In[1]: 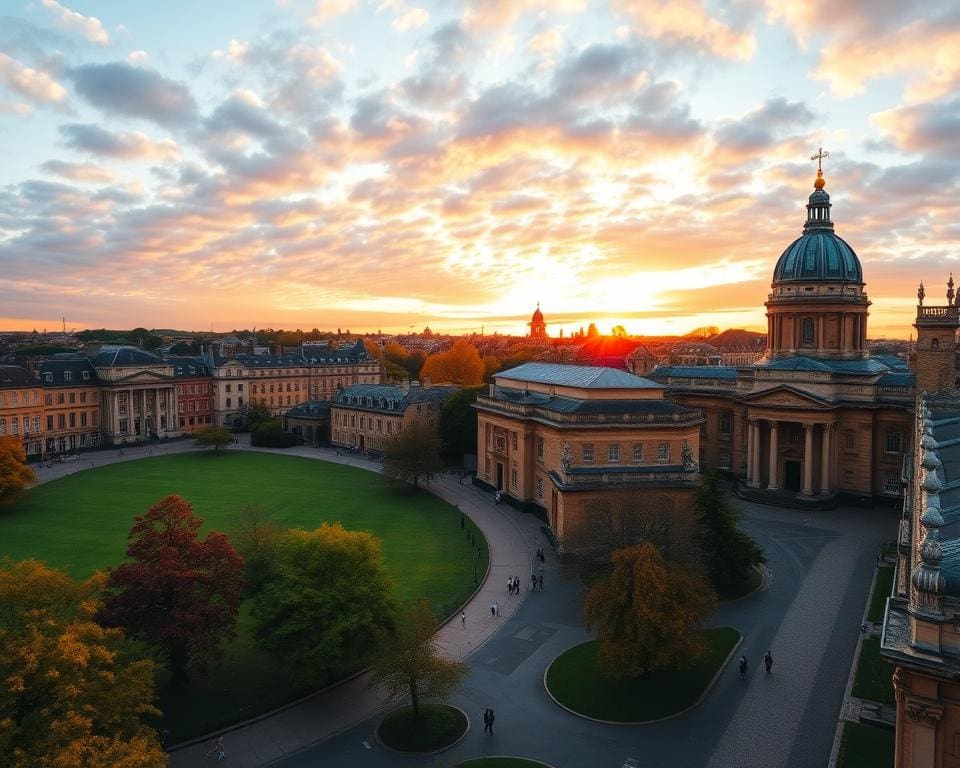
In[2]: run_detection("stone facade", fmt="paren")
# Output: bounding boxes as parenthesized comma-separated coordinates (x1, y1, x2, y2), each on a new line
(0, 365, 44, 457)
(169, 357, 213, 434)
(38, 357, 101, 454)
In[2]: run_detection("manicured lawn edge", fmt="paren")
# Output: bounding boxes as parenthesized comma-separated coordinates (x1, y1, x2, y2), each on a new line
(718, 565, 765, 603)
(374, 704, 469, 755)
(453, 758, 556, 767)
(868, 566, 895, 624)
(543, 628, 742, 724)
(836, 721, 894, 768)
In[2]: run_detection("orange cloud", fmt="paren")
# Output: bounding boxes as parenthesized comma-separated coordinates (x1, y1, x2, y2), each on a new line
(616, 0, 756, 60)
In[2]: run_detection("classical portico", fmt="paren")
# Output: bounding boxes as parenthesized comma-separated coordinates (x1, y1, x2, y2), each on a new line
(745, 415, 834, 496)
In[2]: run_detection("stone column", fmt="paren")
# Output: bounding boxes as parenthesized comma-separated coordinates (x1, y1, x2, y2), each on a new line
(751, 419, 762, 488)
(746, 420, 754, 483)
(803, 423, 814, 495)
(767, 421, 779, 490)
(112, 391, 120, 438)
(820, 424, 832, 494)
(154, 389, 161, 434)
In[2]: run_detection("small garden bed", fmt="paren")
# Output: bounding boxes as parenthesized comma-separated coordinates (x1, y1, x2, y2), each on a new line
(545, 627, 740, 722)
(377, 703, 467, 753)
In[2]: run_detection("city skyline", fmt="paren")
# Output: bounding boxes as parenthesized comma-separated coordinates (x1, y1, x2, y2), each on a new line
(0, 1, 957, 337)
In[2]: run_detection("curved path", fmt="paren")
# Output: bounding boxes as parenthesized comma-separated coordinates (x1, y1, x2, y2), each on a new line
(31, 442, 897, 767)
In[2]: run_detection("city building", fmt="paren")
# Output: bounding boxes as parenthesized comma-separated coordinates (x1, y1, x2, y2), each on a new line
(0, 365, 43, 458)
(169, 356, 213, 433)
(330, 382, 457, 454)
(528, 303, 548, 342)
(303, 340, 382, 400)
(284, 401, 331, 446)
(649, 169, 915, 502)
(38, 357, 101, 454)
(473, 362, 702, 543)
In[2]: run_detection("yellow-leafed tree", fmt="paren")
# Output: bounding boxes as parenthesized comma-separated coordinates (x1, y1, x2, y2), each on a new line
(584, 542, 716, 679)
(0, 559, 166, 768)
(0, 436, 35, 503)
(420, 340, 483, 386)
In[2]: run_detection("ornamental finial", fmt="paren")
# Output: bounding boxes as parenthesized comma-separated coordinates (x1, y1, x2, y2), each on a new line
(811, 146, 829, 189)
(918, 281, 925, 306)
(948, 274, 955, 306)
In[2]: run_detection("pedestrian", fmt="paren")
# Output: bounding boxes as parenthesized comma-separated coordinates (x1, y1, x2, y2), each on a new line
(538, 574, 543, 591)
(764, 650, 773, 674)
(460, 514, 465, 528)
(531, 573, 537, 591)
(495, 601, 499, 616)
(461, 611, 466, 627)
(490, 603, 496, 618)
(483, 707, 495, 735)
(514, 575, 520, 594)
(738, 655, 748, 678)
(507, 577, 513, 594)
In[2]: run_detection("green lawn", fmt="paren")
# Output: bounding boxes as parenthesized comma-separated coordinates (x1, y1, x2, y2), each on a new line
(545, 627, 740, 722)
(852, 638, 895, 705)
(0, 451, 487, 741)
(454, 759, 553, 767)
(717, 567, 763, 602)
(377, 703, 467, 753)
(868, 566, 895, 624)
(837, 722, 894, 768)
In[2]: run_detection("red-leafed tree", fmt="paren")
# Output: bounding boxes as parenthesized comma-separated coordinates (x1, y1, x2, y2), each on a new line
(100, 494, 245, 683)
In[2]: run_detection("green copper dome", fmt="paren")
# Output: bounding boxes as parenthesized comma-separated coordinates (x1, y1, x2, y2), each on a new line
(772, 173, 863, 285)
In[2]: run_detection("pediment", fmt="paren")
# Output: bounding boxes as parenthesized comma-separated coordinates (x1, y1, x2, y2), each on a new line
(109, 370, 174, 384)
(742, 385, 831, 409)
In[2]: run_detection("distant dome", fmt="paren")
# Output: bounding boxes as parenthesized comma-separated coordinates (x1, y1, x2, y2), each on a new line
(771, 171, 863, 285)
(531, 305, 544, 323)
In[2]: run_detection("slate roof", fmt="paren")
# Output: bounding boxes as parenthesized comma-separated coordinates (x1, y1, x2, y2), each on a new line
(38, 356, 98, 387)
(495, 362, 662, 389)
(648, 365, 738, 380)
(918, 399, 960, 591)
(335, 384, 458, 412)
(166, 356, 210, 378)
(90, 345, 166, 367)
(286, 401, 332, 419)
(752, 356, 896, 375)
(0, 365, 37, 388)
(492, 386, 695, 416)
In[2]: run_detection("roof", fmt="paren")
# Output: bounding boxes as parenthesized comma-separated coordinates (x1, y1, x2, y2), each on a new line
(166, 356, 210, 378)
(752, 356, 896, 375)
(335, 383, 458, 412)
(286, 401, 332, 418)
(492, 386, 695, 416)
(649, 365, 738, 381)
(38, 357, 98, 386)
(90, 345, 166, 367)
(495, 362, 662, 389)
(0, 365, 37, 388)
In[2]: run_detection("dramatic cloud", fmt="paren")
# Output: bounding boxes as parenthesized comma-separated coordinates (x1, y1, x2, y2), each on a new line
(40, 0, 109, 45)
(714, 98, 815, 153)
(0, 52, 67, 106)
(60, 123, 180, 161)
(40, 159, 115, 183)
(616, 0, 756, 60)
(308, 0, 358, 26)
(69, 62, 198, 126)
(871, 98, 960, 157)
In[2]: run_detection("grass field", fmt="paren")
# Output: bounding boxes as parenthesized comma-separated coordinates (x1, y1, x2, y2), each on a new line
(852, 637, 895, 705)
(0, 451, 488, 740)
(836, 722, 894, 768)
(868, 566, 895, 624)
(545, 628, 740, 722)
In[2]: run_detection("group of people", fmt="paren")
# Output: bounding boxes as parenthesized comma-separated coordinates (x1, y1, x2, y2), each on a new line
(507, 575, 522, 594)
(738, 650, 774, 677)
(535, 547, 545, 563)
(530, 573, 544, 591)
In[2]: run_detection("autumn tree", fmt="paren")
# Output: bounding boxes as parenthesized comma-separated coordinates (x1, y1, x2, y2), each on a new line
(230, 504, 284, 594)
(482, 354, 500, 382)
(438, 386, 485, 462)
(193, 425, 233, 452)
(370, 597, 468, 719)
(382, 420, 442, 489)
(0, 436, 35, 503)
(584, 542, 716, 679)
(100, 494, 245, 683)
(0, 559, 166, 768)
(694, 468, 765, 597)
(420, 339, 483, 385)
(252, 524, 397, 682)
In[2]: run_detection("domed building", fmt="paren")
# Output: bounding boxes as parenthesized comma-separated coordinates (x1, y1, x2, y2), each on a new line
(528, 303, 548, 341)
(649, 167, 918, 504)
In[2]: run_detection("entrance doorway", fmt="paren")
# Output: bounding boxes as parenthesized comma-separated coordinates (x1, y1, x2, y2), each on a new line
(784, 460, 801, 491)
(496, 462, 504, 490)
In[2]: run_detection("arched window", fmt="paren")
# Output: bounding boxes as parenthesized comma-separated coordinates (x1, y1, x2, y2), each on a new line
(802, 317, 815, 345)
(932, 338, 940, 349)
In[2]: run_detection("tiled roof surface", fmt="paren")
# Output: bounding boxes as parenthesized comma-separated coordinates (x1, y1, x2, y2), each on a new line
(90, 345, 166, 367)
(0, 365, 37, 387)
(335, 384, 458, 412)
(495, 362, 662, 389)
(38, 357, 98, 386)
(648, 365, 738, 380)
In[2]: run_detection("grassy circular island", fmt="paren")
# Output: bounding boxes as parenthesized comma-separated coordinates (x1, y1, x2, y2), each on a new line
(377, 704, 468, 754)
(545, 627, 740, 723)
(0, 450, 488, 740)
(453, 759, 555, 767)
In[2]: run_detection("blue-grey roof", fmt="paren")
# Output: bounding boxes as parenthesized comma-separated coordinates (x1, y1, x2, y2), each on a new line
(38, 357, 98, 386)
(286, 401, 331, 418)
(0, 365, 37, 388)
(91, 345, 166, 367)
(335, 383, 458, 412)
(872, 355, 909, 370)
(753, 356, 895, 375)
(496, 362, 662, 389)
(773, 230, 862, 284)
(648, 365, 738, 380)
(166, 356, 210, 378)
(493, 386, 695, 416)
(878, 371, 916, 388)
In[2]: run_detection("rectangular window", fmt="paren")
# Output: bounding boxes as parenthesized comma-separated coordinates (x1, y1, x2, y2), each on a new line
(608, 444, 620, 463)
(511, 467, 518, 489)
(82, 370, 90, 380)
(657, 442, 670, 463)
(0, 418, 5, 436)
(536, 436, 544, 460)
(119, 418, 128, 433)
(719, 414, 731, 436)
(80, 413, 87, 427)
(844, 431, 856, 450)
(45, 393, 52, 406)
(33, 417, 40, 433)
(80, 392, 86, 403)
(495, 434, 506, 452)
(720, 453, 731, 470)
(69, 392, 75, 404)
(536, 478, 543, 498)
(69, 413, 76, 428)
(44, 372, 53, 383)
(225, 384, 232, 393)
(884, 471, 901, 494)
(46, 415, 53, 431)
(57, 392, 64, 404)
(226, 398, 232, 408)
(238, 384, 243, 392)
(632, 444, 643, 463)
(64, 371, 72, 382)
(582, 443, 594, 464)
(57, 414, 65, 429)
(885, 430, 902, 454)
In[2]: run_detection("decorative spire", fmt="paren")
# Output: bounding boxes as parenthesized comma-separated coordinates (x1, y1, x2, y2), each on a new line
(918, 281, 925, 306)
(912, 407, 946, 618)
(803, 147, 833, 233)
(948, 274, 955, 306)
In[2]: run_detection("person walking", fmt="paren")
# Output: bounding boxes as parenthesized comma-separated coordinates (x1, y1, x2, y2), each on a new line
(531, 573, 537, 592)
(461, 611, 466, 627)
(490, 603, 496, 618)
(483, 708, 495, 735)
(738, 655, 748, 678)
(538, 573, 544, 591)
(764, 650, 773, 675)
(494, 601, 499, 616)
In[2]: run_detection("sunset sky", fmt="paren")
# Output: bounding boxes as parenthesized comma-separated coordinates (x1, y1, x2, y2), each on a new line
(0, 1, 957, 338)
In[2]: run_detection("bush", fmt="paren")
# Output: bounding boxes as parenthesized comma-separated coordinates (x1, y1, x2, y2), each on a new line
(251, 421, 298, 447)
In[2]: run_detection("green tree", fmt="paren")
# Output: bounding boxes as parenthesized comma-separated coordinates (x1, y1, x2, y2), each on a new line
(694, 468, 765, 596)
(193, 425, 234, 452)
(100, 495, 245, 682)
(252, 524, 397, 682)
(438, 386, 485, 462)
(245, 400, 273, 430)
(584, 542, 716, 678)
(0, 559, 165, 768)
(370, 598, 468, 719)
(230, 504, 285, 594)
(382, 420, 442, 489)
(0, 436, 35, 503)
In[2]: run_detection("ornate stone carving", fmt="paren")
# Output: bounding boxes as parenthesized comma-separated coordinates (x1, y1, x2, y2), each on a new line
(905, 696, 944, 727)
(560, 441, 572, 472)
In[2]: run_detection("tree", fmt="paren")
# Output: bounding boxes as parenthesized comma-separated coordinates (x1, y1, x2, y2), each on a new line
(370, 598, 467, 719)
(245, 400, 273, 430)
(382, 420, 442, 489)
(611, 324, 629, 338)
(230, 504, 284, 594)
(482, 354, 500, 382)
(193, 425, 233, 452)
(0, 436, 35, 503)
(584, 542, 716, 679)
(252, 524, 397, 682)
(0, 559, 165, 768)
(420, 339, 483, 385)
(100, 495, 245, 683)
(438, 386, 485, 462)
(694, 468, 765, 595)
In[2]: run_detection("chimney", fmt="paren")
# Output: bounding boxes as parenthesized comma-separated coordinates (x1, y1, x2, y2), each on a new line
(422, 377, 431, 388)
